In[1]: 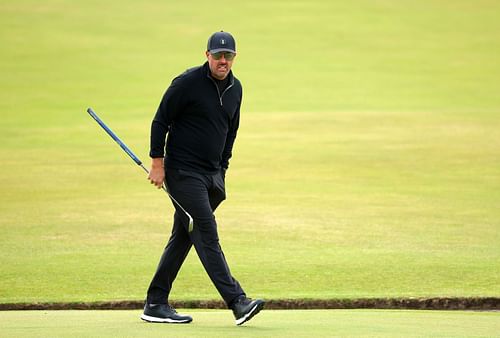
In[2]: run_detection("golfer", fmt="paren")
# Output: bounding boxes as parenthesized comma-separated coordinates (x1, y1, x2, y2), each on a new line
(141, 31, 264, 326)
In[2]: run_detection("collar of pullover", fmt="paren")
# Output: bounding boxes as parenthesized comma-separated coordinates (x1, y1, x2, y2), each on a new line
(203, 61, 234, 89)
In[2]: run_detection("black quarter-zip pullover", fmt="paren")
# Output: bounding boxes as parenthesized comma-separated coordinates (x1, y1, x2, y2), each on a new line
(150, 62, 242, 173)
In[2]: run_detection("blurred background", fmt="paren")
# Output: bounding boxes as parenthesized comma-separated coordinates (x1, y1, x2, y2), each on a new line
(1, 0, 499, 303)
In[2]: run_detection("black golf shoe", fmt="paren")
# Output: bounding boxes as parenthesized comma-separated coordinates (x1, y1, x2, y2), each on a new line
(140, 303, 193, 323)
(231, 297, 265, 325)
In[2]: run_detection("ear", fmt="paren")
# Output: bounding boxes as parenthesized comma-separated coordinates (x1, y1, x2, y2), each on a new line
(205, 51, 210, 59)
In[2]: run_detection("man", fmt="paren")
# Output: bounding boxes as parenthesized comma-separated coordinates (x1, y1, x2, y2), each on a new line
(141, 31, 265, 326)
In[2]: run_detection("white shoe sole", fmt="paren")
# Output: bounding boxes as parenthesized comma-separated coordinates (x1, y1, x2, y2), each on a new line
(235, 301, 264, 326)
(140, 313, 191, 323)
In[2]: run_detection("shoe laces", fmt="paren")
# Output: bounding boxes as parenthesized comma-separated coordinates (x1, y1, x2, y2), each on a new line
(150, 303, 178, 313)
(236, 297, 252, 305)
(166, 304, 178, 313)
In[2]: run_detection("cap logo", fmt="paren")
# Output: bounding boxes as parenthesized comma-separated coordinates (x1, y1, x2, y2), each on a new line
(221, 39, 225, 45)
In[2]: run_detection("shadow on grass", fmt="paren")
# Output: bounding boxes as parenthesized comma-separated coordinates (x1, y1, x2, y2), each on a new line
(1, 297, 499, 311)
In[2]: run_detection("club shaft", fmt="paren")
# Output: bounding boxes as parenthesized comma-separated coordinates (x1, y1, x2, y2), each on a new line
(139, 164, 194, 227)
(87, 107, 194, 231)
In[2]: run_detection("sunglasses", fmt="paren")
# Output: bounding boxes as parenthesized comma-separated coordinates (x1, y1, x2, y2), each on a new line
(211, 51, 236, 61)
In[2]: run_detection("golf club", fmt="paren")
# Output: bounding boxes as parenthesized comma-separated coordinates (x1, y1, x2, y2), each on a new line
(86, 107, 194, 232)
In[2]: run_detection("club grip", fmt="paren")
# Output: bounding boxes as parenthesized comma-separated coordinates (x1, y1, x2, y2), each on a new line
(87, 107, 143, 166)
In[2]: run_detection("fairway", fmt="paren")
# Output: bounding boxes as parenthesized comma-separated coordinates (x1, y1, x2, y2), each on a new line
(1, 0, 499, 311)
(1, 310, 499, 338)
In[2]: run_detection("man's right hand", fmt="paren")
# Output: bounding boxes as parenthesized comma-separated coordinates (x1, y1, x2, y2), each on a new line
(148, 158, 165, 189)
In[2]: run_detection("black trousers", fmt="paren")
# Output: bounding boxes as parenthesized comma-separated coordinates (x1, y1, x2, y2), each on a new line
(145, 168, 245, 307)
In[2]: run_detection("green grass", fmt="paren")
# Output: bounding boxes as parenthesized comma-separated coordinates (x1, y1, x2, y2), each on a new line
(1, 0, 499, 304)
(1, 310, 500, 338)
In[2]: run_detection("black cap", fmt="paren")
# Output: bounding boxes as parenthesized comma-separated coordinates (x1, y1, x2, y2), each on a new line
(207, 31, 236, 53)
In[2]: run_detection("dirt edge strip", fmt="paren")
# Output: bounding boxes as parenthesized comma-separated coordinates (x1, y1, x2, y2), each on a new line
(1, 298, 499, 311)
